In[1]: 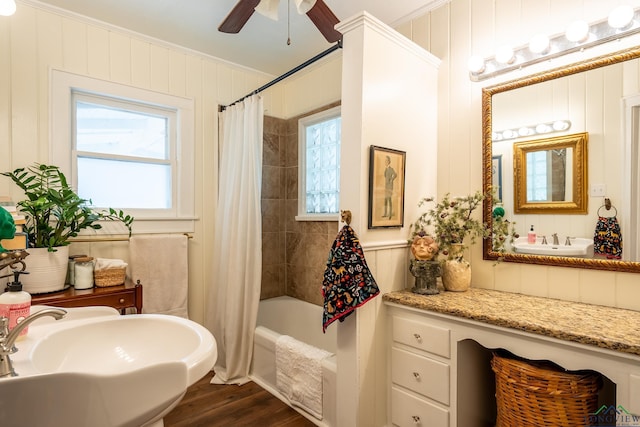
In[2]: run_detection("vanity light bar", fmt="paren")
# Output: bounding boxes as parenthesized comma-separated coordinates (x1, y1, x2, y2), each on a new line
(492, 120, 571, 142)
(469, 6, 640, 81)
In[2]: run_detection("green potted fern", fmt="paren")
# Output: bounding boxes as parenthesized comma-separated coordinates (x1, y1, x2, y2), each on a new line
(2, 163, 133, 293)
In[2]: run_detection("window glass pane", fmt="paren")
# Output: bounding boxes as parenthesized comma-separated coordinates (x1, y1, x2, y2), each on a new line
(303, 116, 341, 214)
(527, 151, 548, 201)
(78, 157, 171, 209)
(76, 101, 168, 160)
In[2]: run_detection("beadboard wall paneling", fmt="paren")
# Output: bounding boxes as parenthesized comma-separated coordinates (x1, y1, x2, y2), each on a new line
(0, 3, 299, 324)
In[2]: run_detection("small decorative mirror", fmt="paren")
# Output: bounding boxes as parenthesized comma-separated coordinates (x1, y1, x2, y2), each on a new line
(513, 132, 588, 214)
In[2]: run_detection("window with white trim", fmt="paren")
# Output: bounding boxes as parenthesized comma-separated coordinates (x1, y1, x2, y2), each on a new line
(51, 70, 195, 233)
(296, 106, 341, 221)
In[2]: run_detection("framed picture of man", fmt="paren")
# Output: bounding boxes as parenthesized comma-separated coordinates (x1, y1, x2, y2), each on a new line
(368, 146, 406, 229)
(492, 154, 502, 202)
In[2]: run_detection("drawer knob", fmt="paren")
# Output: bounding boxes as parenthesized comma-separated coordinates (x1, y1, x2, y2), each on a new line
(413, 333, 422, 342)
(119, 298, 125, 304)
(412, 371, 421, 381)
(412, 415, 421, 424)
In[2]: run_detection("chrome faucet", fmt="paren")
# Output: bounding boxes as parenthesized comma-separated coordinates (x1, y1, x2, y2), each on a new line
(552, 233, 559, 245)
(541, 236, 548, 245)
(565, 236, 573, 246)
(0, 308, 66, 378)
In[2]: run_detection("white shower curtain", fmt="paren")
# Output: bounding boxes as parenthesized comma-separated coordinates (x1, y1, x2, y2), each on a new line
(206, 95, 263, 385)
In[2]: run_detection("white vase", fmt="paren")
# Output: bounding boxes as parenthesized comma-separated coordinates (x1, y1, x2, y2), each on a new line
(20, 246, 69, 294)
(441, 244, 471, 292)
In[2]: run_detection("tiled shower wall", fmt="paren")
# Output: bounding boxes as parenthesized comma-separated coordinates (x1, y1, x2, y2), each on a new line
(261, 102, 340, 306)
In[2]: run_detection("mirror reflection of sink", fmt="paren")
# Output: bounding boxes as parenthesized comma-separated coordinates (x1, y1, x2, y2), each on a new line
(1, 306, 217, 427)
(513, 236, 593, 257)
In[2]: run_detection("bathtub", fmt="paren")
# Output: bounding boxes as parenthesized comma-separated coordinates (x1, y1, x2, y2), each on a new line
(249, 296, 337, 427)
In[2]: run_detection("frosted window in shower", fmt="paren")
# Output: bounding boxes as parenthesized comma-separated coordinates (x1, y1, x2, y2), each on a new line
(297, 106, 341, 220)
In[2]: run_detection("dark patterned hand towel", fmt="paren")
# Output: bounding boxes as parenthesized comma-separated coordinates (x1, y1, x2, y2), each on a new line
(594, 215, 622, 259)
(322, 225, 380, 333)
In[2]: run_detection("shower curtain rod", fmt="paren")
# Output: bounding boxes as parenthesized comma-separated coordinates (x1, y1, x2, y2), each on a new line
(219, 40, 342, 111)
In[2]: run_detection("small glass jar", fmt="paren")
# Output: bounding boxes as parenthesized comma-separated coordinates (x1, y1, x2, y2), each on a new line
(67, 254, 87, 286)
(74, 256, 94, 290)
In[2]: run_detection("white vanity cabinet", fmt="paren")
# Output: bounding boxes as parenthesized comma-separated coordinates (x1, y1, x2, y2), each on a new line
(389, 312, 452, 426)
(385, 292, 640, 427)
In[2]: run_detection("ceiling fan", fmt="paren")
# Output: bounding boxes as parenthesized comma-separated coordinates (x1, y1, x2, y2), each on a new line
(218, 0, 341, 43)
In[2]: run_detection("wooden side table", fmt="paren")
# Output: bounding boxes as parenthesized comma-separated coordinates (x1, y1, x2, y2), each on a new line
(31, 280, 143, 314)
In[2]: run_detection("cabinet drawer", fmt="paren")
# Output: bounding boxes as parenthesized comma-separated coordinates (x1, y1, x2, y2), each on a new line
(391, 386, 449, 427)
(392, 347, 450, 405)
(393, 316, 450, 358)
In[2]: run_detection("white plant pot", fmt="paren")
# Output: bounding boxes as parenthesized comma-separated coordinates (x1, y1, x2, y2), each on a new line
(441, 244, 471, 292)
(441, 258, 471, 292)
(20, 246, 69, 294)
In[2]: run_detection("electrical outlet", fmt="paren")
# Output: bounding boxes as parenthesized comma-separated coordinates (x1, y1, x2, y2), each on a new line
(590, 183, 606, 197)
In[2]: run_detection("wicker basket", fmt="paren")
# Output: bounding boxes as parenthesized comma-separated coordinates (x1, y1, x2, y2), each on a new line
(491, 352, 602, 427)
(94, 267, 126, 287)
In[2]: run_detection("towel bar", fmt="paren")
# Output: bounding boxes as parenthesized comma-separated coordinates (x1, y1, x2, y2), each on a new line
(69, 233, 193, 243)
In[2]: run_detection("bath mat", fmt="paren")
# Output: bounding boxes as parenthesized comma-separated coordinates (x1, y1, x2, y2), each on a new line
(275, 334, 331, 419)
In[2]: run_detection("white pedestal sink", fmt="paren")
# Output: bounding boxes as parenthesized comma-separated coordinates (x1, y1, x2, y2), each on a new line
(512, 236, 594, 257)
(0, 305, 217, 427)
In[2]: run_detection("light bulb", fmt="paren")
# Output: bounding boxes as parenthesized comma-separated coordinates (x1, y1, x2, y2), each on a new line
(502, 129, 518, 140)
(608, 5, 635, 29)
(535, 124, 552, 134)
(552, 120, 570, 131)
(468, 55, 486, 73)
(518, 127, 534, 137)
(0, 0, 16, 16)
(529, 34, 550, 54)
(566, 20, 590, 43)
(495, 45, 515, 64)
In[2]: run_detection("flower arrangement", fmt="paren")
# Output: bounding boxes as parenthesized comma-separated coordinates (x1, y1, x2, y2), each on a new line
(409, 191, 489, 260)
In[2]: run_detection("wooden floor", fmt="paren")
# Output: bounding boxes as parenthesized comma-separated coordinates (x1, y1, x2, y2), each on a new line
(164, 371, 316, 427)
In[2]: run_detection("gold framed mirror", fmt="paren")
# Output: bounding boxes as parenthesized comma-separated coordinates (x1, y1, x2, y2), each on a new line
(513, 132, 588, 214)
(482, 45, 640, 273)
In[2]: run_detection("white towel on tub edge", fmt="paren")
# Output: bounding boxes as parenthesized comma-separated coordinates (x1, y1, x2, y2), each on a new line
(129, 234, 189, 318)
(275, 334, 332, 419)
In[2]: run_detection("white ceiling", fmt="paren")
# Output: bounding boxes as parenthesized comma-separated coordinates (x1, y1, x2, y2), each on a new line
(28, 0, 446, 75)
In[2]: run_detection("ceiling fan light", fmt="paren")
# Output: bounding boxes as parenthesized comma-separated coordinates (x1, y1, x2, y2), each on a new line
(255, 0, 279, 21)
(295, 0, 317, 15)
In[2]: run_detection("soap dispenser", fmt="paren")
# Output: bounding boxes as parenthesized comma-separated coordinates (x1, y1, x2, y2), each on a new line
(0, 270, 31, 339)
(528, 225, 537, 244)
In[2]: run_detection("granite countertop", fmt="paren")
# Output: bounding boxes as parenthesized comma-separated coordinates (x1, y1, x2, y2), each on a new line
(383, 288, 640, 357)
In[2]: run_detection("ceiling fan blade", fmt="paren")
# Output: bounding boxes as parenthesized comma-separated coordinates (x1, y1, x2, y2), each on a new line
(218, 0, 262, 33)
(306, 0, 341, 43)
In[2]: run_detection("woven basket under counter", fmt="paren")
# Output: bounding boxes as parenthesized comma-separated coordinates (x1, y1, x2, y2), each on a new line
(93, 267, 126, 287)
(491, 351, 602, 427)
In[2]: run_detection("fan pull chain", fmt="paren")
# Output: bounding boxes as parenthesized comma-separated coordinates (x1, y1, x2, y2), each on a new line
(287, 0, 291, 45)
